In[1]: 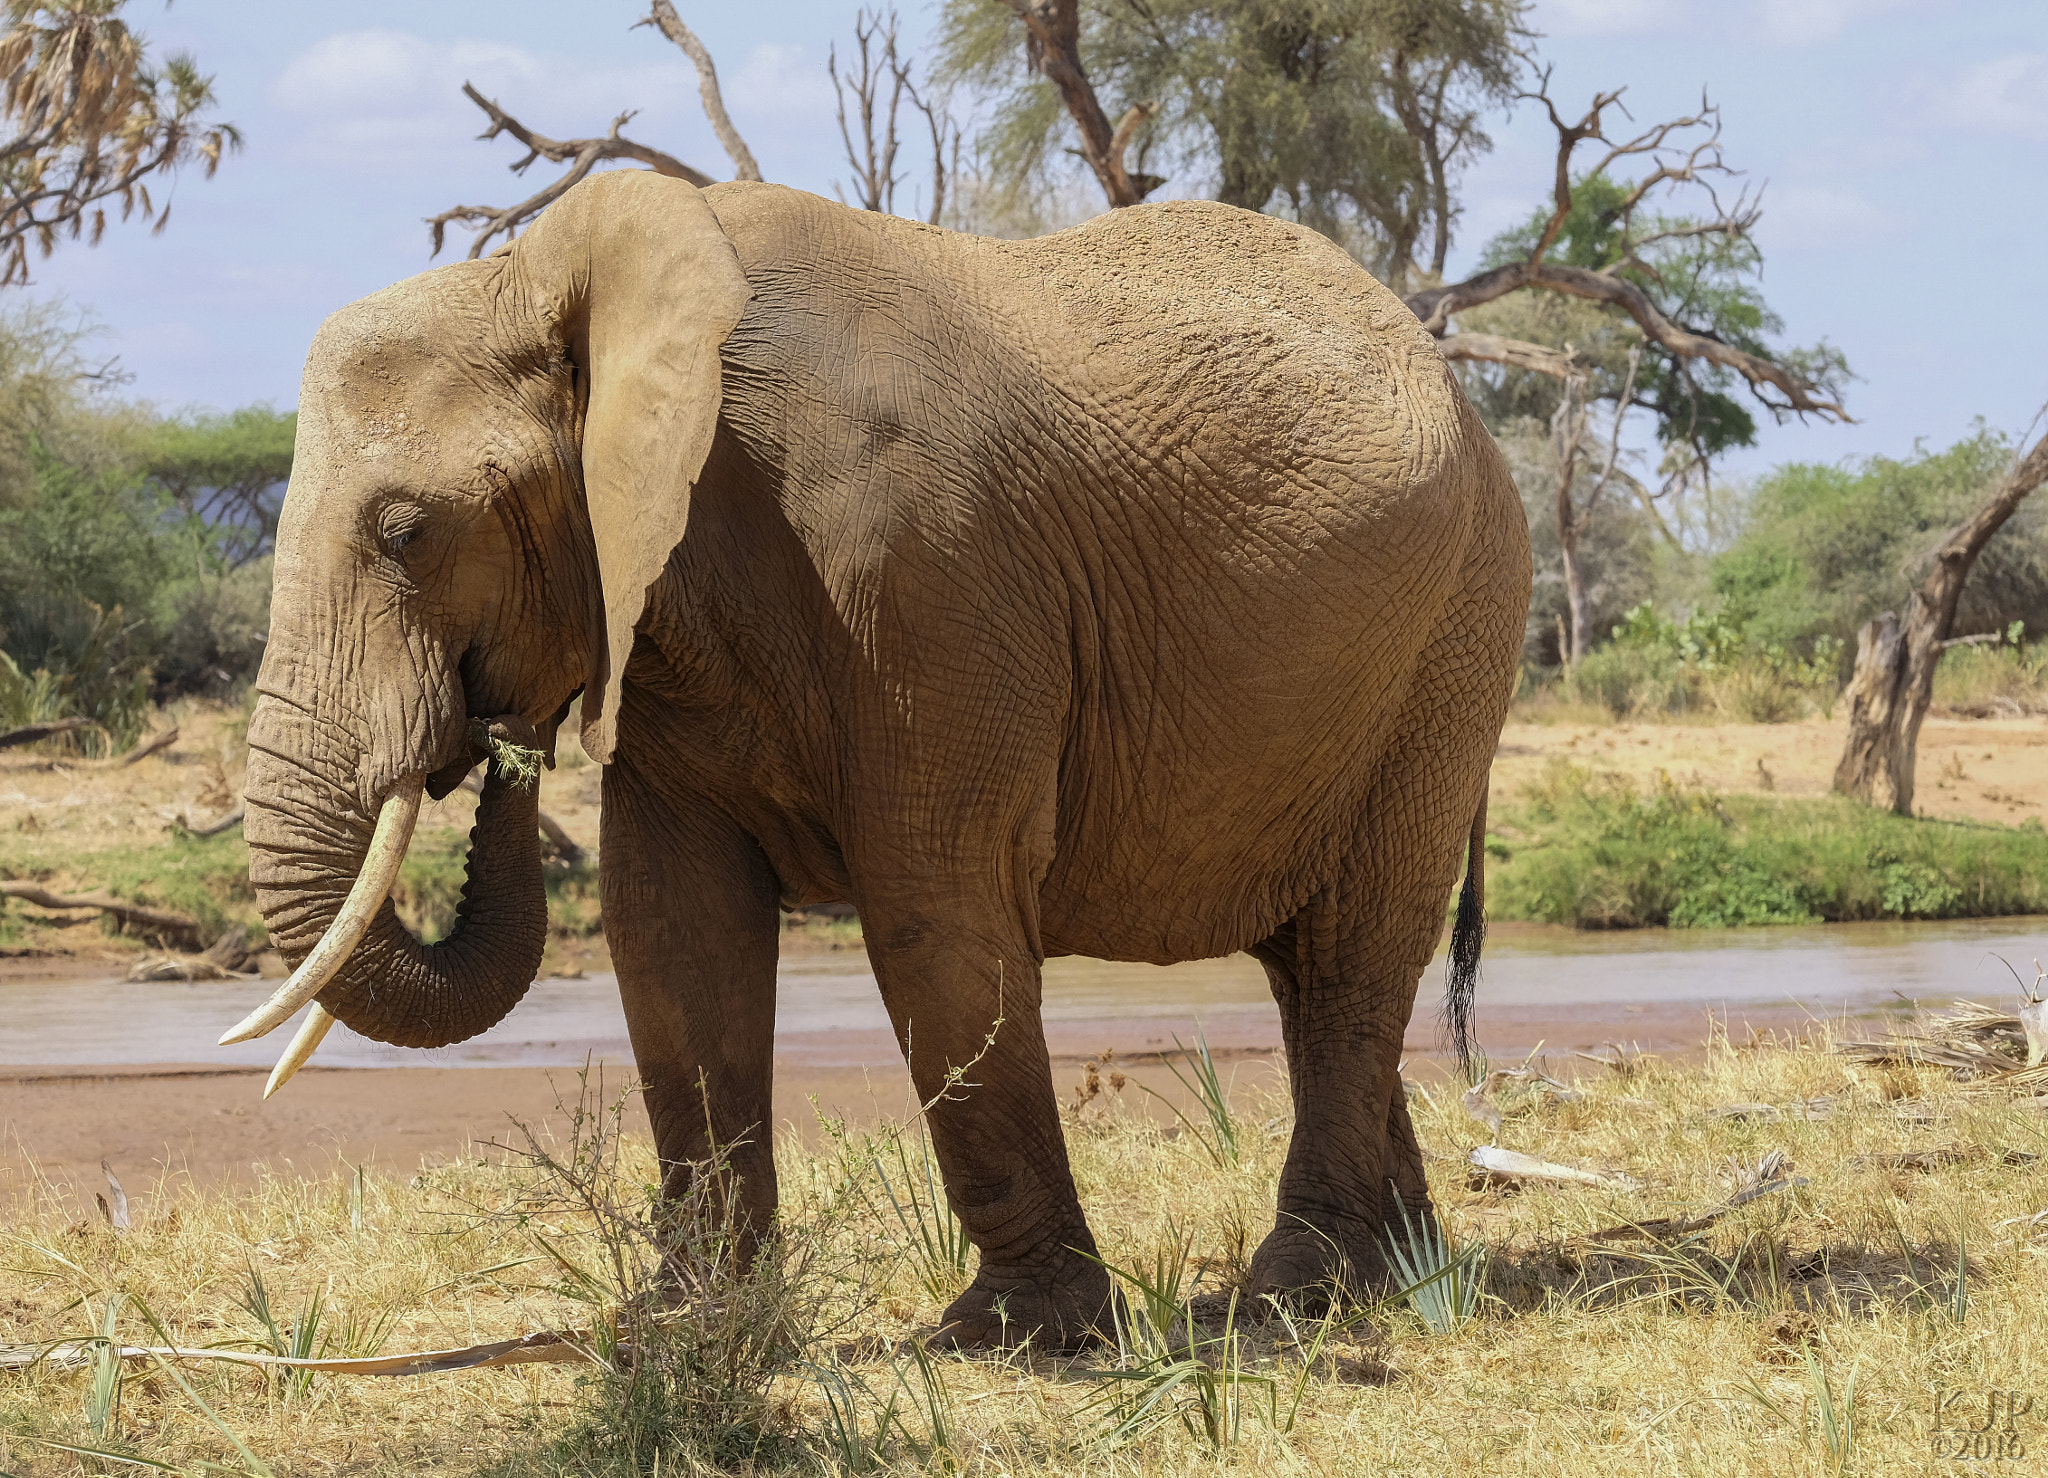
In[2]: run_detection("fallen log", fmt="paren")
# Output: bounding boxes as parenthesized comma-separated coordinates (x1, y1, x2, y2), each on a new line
(184, 806, 245, 837)
(0, 881, 205, 950)
(0, 717, 89, 750)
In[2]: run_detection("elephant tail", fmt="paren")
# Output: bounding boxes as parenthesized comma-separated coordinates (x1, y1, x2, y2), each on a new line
(1445, 784, 1488, 1079)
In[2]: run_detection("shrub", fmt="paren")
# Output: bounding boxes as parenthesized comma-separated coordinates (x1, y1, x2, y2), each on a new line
(1561, 604, 1842, 723)
(1931, 623, 2048, 714)
(1490, 760, 2048, 928)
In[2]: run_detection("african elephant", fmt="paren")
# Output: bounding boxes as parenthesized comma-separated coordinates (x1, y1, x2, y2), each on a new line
(228, 170, 1530, 1349)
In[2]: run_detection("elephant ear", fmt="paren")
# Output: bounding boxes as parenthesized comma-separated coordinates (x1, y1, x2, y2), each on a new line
(507, 170, 750, 764)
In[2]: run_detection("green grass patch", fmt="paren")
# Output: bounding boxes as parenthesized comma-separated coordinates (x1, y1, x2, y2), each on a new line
(1489, 760, 2048, 929)
(0, 829, 258, 945)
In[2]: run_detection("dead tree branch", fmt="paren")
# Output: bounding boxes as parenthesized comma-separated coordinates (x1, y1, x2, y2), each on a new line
(830, 10, 905, 212)
(427, 85, 714, 258)
(1408, 74, 1846, 421)
(639, 0, 761, 182)
(1436, 333, 1579, 380)
(997, 0, 1158, 207)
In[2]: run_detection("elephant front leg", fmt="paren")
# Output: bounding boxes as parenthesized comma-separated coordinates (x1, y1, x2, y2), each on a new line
(601, 757, 782, 1254)
(860, 897, 1110, 1350)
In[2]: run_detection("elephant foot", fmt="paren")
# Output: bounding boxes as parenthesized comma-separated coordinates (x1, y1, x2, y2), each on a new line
(1243, 1209, 1421, 1308)
(928, 1258, 1113, 1352)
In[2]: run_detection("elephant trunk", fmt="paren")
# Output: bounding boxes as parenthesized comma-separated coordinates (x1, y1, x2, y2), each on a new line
(242, 706, 546, 1051)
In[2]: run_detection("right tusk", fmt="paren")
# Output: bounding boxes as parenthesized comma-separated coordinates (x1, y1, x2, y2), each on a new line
(264, 1004, 336, 1099)
(221, 776, 424, 1046)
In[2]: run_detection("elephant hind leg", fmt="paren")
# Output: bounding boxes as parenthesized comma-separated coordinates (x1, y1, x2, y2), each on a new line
(1245, 616, 1513, 1301)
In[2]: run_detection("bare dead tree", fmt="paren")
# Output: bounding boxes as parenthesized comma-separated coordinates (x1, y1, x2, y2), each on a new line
(1834, 429, 2048, 814)
(427, 4, 759, 259)
(831, 10, 905, 212)
(427, 87, 716, 259)
(1549, 347, 1642, 664)
(0, 2, 239, 285)
(832, 8, 959, 224)
(996, 0, 1158, 208)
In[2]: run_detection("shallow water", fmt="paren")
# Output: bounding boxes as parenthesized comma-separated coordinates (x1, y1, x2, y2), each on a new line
(3, 916, 2043, 1071)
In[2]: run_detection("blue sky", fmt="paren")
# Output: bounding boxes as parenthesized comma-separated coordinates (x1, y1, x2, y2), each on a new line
(22, 0, 2048, 481)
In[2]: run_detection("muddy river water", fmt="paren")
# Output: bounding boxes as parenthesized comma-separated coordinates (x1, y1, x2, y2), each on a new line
(7, 916, 2046, 1072)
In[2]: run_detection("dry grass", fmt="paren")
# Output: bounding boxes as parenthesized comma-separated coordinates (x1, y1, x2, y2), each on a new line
(6, 1022, 2048, 1476)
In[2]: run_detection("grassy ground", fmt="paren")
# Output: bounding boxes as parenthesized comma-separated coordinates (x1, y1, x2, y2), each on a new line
(6, 1023, 2048, 1475)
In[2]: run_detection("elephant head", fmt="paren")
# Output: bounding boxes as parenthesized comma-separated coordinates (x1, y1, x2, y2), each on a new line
(227, 172, 750, 1069)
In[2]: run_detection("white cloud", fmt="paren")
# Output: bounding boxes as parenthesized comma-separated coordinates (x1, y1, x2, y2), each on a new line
(1755, 184, 1902, 250)
(1538, 0, 1941, 45)
(1536, 0, 1693, 38)
(727, 42, 836, 118)
(1920, 51, 2048, 141)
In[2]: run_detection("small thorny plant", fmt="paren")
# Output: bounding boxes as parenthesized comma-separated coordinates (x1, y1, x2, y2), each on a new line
(474, 1066, 886, 1472)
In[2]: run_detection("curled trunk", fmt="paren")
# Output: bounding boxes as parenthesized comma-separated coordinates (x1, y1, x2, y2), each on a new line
(247, 741, 546, 1049)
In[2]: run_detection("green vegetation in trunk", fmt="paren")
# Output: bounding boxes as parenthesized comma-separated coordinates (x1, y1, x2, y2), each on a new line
(1487, 761, 2048, 929)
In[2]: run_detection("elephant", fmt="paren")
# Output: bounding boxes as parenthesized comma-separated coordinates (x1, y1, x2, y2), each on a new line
(227, 170, 1531, 1350)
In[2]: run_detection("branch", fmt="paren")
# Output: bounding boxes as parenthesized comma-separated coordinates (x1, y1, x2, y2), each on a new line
(0, 880, 204, 949)
(1406, 258, 1849, 420)
(1437, 332, 1578, 380)
(426, 85, 714, 258)
(640, 0, 762, 182)
(998, 0, 1157, 207)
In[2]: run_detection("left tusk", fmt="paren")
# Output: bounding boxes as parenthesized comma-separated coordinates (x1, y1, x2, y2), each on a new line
(264, 1005, 336, 1099)
(220, 775, 423, 1046)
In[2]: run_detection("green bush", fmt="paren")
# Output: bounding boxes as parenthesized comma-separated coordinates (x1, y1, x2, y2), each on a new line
(1489, 760, 2048, 929)
(1712, 427, 2048, 656)
(1563, 604, 1841, 722)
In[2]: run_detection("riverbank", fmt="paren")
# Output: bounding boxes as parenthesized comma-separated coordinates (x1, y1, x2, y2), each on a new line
(3, 705, 2046, 969)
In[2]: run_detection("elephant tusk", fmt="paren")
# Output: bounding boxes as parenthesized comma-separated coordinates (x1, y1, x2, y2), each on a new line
(264, 1004, 336, 1099)
(220, 776, 425, 1046)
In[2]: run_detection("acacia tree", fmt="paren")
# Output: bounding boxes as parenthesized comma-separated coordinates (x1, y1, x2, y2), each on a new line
(942, 8, 1852, 660)
(0, 0, 238, 285)
(937, 0, 1524, 289)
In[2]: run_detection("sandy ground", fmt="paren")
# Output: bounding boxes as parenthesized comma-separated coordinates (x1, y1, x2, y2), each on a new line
(1493, 709, 2048, 825)
(5, 702, 2046, 1208)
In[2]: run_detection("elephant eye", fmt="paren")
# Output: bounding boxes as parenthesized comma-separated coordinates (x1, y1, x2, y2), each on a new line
(378, 503, 429, 559)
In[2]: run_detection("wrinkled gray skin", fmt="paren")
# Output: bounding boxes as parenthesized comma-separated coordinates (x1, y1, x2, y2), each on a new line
(245, 172, 1531, 1349)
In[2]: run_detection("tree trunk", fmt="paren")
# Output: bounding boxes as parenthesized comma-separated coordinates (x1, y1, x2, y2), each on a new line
(1834, 432, 2048, 813)
(1559, 519, 1592, 665)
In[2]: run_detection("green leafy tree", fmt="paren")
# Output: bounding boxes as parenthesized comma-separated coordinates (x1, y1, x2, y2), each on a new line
(936, 0, 1525, 289)
(138, 404, 295, 569)
(1714, 429, 2048, 655)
